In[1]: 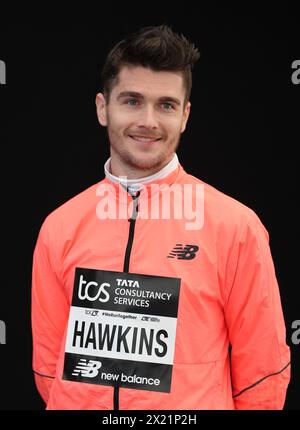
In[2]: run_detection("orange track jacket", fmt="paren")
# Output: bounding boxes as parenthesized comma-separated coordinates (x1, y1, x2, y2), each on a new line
(31, 164, 290, 409)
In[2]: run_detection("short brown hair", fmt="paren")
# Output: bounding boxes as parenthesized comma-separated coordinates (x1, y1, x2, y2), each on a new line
(101, 25, 200, 105)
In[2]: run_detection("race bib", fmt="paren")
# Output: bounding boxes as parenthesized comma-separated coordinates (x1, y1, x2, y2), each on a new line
(63, 268, 181, 392)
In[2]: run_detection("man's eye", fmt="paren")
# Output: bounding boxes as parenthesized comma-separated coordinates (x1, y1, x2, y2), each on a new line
(161, 102, 174, 110)
(125, 99, 139, 106)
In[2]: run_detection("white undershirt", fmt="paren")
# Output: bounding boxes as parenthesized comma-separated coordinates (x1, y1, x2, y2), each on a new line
(104, 153, 179, 195)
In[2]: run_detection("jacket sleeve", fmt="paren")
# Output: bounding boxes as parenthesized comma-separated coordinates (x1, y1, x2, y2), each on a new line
(224, 213, 290, 410)
(31, 218, 69, 405)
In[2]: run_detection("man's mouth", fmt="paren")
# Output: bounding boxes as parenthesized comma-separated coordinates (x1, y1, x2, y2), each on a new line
(129, 135, 162, 143)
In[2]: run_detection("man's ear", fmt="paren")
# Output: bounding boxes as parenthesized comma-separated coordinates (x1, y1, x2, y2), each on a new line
(181, 101, 191, 133)
(95, 93, 108, 126)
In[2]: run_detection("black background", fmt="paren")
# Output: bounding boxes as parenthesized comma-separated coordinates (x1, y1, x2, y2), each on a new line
(0, 12, 299, 410)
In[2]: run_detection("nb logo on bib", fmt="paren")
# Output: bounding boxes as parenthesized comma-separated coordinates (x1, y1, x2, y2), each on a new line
(72, 358, 102, 378)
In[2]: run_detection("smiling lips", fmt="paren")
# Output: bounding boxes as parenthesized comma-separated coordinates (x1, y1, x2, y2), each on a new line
(129, 135, 162, 143)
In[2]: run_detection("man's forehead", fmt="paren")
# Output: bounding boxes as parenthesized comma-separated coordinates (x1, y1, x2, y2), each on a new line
(114, 66, 185, 99)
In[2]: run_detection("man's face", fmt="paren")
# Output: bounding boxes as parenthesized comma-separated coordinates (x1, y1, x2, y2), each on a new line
(96, 66, 191, 177)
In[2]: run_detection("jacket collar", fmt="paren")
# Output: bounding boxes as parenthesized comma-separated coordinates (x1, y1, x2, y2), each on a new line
(102, 154, 184, 201)
(104, 153, 178, 194)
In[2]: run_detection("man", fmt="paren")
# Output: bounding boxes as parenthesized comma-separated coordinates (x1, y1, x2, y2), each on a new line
(31, 25, 290, 410)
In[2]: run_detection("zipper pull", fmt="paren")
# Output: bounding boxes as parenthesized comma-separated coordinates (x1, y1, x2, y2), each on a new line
(128, 190, 140, 222)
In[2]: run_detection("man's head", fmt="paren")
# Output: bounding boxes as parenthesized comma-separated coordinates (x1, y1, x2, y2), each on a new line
(96, 25, 200, 178)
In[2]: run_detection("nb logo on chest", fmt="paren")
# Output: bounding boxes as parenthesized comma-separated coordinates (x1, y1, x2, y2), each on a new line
(167, 244, 199, 260)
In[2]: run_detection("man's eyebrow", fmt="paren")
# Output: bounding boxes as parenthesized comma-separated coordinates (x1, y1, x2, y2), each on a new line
(117, 91, 143, 100)
(117, 91, 181, 105)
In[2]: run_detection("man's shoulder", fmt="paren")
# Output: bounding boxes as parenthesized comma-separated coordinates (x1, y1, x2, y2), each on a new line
(182, 170, 265, 232)
(41, 178, 106, 233)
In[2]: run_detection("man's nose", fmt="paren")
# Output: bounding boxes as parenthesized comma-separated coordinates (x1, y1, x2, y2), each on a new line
(135, 105, 159, 129)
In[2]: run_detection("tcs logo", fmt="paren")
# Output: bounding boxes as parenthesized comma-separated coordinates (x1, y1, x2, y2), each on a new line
(78, 274, 110, 302)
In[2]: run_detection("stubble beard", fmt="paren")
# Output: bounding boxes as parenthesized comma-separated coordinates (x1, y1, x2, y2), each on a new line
(108, 129, 181, 173)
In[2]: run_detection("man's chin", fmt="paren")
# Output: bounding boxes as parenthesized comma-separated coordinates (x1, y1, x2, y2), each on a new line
(128, 159, 164, 172)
